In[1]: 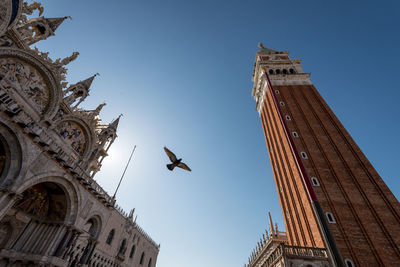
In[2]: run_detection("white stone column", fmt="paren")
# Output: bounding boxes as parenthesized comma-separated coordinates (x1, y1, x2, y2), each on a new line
(44, 224, 64, 255)
(53, 227, 71, 257)
(21, 222, 45, 252)
(12, 220, 37, 250)
(29, 222, 49, 253)
(48, 225, 67, 256)
(34, 223, 54, 254)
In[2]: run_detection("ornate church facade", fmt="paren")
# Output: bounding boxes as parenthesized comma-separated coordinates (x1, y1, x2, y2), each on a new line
(246, 44, 400, 267)
(0, 1, 159, 266)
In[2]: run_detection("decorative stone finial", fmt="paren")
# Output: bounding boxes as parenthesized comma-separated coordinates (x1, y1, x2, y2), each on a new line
(60, 51, 79, 66)
(95, 102, 106, 114)
(21, 2, 44, 23)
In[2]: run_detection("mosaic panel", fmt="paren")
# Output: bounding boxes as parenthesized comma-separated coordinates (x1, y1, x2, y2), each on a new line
(0, 56, 50, 112)
(59, 121, 86, 155)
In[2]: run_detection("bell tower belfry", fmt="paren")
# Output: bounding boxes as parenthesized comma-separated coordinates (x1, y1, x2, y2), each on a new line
(252, 43, 400, 266)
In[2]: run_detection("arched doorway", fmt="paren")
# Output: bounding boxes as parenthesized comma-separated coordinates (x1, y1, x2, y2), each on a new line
(14, 182, 68, 221)
(0, 181, 74, 260)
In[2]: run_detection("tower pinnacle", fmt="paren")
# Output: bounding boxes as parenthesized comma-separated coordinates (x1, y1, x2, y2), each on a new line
(79, 73, 99, 91)
(268, 212, 275, 236)
(258, 42, 278, 53)
(45, 16, 71, 32)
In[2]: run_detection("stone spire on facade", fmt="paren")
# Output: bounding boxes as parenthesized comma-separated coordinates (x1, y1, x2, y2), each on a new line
(109, 114, 122, 131)
(17, 16, 71, 45)
(63, 73, 99, 108)
(46, 16, 71, 32)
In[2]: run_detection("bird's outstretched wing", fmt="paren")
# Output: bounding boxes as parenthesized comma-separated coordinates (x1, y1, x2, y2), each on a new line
(177, 162, 191, 172)
(164, 147, 177, 162)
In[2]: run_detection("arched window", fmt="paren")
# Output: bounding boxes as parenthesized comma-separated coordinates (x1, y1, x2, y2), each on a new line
(311, 177, 320, 186)
(289, 68, 295, 74)
(269, 69, 274, 75)
(282, 69, 288, 74)
(276, 69, 281, 74)
(300, 152, 308, 159)
(129, 245, 136, 259)
(140, 252, 145, 264)
(326, 212, 336, 223)
(148, 258, 152, 267)
(106, 229, 115, 245)
(345, 259, 355, 267)
(85, 218, 99, 238)
(119, 239, 126, 254)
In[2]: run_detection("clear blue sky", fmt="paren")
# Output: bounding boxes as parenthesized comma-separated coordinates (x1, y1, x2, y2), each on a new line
(36, 0, 399, 266)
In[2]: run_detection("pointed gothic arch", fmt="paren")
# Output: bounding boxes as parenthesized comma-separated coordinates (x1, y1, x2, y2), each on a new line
(106, 229, 115, 245)
(119, 238, 127, 254)
(140, 252, 145, 264)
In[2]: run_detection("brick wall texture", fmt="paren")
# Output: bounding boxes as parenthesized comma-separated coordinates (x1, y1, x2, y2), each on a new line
(260, 83, 400, 266)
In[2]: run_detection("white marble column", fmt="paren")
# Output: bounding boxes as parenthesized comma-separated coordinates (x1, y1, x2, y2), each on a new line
(44, 224, 64, 255)
(12, 219, 37, 251)
(34, 223, 54, 254)
(21, 222, 45, 252)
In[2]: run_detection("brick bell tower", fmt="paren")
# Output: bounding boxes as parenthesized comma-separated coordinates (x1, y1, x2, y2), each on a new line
(252, 43, 400, 267)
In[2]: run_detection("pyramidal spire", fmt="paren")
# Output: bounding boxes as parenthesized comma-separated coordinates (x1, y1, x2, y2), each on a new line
(45, 16, 71, 33)
(109, 114, 122, 130)
(258, 42, 278, 53)
(79, 73, 99, 90)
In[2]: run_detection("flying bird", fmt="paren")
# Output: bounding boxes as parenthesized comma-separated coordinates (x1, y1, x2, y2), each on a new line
(163, 147, 191, 172)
